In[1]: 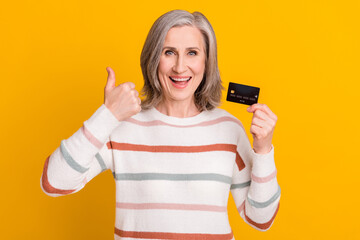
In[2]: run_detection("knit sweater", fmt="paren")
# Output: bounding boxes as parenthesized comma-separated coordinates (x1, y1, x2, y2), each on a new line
(40, 104, 280, 240)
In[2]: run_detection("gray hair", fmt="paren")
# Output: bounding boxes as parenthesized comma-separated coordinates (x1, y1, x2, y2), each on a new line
(140, 10, 223, 111)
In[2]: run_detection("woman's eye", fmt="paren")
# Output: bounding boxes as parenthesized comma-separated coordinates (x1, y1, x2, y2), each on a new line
(188, 51, 197, 56)
(165, 50, 174, 55)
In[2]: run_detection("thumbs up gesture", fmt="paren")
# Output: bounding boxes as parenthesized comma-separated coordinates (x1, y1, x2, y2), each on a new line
(104, 67, 141, 121)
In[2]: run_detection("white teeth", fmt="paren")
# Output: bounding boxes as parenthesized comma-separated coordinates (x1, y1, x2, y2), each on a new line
(170, 77, 191, 81)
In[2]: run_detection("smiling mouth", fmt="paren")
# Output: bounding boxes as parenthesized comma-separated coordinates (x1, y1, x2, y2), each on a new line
(169, 76, 192, 83)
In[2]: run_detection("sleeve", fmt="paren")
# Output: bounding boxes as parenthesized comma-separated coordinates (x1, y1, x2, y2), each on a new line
(230, 126, 280, 231)
(40, 104, 120, 197)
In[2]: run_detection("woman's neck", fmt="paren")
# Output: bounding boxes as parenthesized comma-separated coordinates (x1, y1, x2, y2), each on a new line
(155, 98, 201, 118)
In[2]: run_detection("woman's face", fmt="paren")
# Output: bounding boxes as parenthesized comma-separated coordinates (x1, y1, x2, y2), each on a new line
(157, 25, 206, 105)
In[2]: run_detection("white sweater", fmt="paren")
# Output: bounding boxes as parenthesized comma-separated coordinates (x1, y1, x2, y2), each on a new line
(41, 104, 280, 240)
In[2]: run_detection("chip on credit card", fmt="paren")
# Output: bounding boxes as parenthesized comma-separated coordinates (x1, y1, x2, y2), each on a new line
(226, 82, 260, 105)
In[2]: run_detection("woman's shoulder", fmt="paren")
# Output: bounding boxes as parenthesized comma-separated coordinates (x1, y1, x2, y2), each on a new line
(210, 107, 245, 127)
(207, 107, 239, 120)
(209, 107, 234, 117)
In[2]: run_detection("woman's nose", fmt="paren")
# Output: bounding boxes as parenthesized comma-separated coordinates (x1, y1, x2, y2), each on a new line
(172, 55, 187, 73)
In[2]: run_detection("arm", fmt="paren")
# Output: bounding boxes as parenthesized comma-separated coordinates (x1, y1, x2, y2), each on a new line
(40, 67, 142, 197)
(40, 105, 120, 197)
(231, 103, 280, 231)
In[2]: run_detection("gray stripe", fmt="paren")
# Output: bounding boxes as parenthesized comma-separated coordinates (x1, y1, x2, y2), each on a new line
(60, 140, 89, 173)
(231, 180, 251, 190)
(112, 173, 232, 184)
(247, 185, 281, 208)
(95, 153, 107, 172)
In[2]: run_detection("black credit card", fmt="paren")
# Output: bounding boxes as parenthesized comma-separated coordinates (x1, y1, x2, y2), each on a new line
(226, 82, 260, 105)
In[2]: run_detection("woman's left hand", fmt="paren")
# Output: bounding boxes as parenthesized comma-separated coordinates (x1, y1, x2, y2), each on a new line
(247, 103, 277, 154)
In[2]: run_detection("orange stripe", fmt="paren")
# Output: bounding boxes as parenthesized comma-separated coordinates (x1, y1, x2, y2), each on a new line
(107, 142, 246, 172)
(235, 152, 245, 171)
(114, 228, 233, 240)
(244, 203, 280, 230)
(107, 142, 237, 153)
(41, 156, 76, 195)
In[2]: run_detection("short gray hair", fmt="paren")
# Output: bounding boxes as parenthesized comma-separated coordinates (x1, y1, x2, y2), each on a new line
(140, 10, 223, 111)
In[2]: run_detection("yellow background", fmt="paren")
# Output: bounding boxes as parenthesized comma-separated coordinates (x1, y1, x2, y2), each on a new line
(1, 0, 359, 239)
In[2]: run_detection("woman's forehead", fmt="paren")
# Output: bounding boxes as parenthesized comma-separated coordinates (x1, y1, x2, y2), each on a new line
(163, 26, 205, 49)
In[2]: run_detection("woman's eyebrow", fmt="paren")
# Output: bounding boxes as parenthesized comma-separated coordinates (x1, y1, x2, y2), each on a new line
(163, 46, 201, 51)
(186, 47, 201, 51)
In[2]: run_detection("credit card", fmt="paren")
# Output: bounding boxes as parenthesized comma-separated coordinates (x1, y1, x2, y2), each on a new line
(226, 82, 260, 105)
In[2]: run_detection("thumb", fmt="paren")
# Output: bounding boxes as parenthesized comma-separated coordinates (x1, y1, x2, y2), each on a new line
(105, 67, 116, 91)
(247, 105, 254, 113)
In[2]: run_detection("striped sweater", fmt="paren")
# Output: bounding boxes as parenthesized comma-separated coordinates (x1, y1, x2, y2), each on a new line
(40, 104, 280, 239)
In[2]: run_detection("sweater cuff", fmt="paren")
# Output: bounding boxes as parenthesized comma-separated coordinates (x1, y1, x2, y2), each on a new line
(83, 104, 120, 144)
(251, 145, 276, 177)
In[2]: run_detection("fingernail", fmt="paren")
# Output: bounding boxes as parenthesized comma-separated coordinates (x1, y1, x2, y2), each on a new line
(247, 107, 250, 111)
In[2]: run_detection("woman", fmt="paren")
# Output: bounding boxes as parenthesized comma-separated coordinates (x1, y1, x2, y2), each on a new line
(41, 10, 280, 239)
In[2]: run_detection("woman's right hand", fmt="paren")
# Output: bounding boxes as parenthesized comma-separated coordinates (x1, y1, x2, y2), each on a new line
(104, 67, 141, 121)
